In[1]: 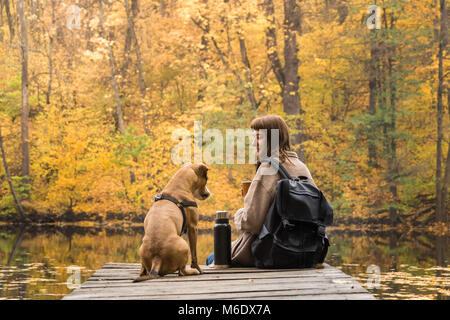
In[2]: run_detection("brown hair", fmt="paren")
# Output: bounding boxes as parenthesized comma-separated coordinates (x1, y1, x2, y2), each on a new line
(250, 114, 292, 163)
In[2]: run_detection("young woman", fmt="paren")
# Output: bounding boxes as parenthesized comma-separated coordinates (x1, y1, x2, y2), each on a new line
(206, 115, 317, 267)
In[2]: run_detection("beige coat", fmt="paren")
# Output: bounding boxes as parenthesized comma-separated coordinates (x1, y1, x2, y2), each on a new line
(231, 151, 317, 267)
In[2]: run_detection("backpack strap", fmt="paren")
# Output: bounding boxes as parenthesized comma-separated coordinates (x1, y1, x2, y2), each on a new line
(259, 157, 292, 180)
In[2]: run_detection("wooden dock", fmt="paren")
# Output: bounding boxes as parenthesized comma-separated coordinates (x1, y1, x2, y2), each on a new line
(63, 262, 375, 300)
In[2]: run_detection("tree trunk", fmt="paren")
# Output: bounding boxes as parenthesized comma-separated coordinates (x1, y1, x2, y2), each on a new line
(442, 132, 450, 224)
(18, 0, 30, 192)
(122, 0, 138, 78)
(238, 34, 258, 110)
(384, 10, 398, 226)
(4, 0, 14, 41)
(441, 89, 450, 223)
(0, 125, 26, 220)
(262, 0, 305, 160)
(283, 0, 304, 160)
(98, 0, 126, 135)
(282, 0, 302, 115)
(159, 0, 167, 16)
(368, 29, 379, 168)
(122, 25, 133, 78)
(262, 0, 285, 88)
(436, 0, 447, 222)
(46, 0, 55, 105)
(124, 0, 150, 135)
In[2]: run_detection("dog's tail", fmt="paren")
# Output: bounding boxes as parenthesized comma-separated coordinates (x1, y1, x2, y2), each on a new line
(133, 257, 162, 283)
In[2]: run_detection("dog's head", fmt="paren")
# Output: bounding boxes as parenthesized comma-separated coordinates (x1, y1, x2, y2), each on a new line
(191, 163, 211, 201)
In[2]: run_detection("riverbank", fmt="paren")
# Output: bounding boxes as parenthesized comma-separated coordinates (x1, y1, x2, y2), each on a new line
(1, 210, 448, 236)
(0, 219, 448, 237)
(0, 215, 450, 235)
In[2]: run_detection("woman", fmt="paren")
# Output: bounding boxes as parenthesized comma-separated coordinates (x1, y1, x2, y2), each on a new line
(206, 115, 317, 267)
(231, 114, 317, 267)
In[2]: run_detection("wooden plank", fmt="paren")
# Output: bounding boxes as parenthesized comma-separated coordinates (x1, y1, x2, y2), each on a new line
(87, 269, 346, 280)
(65, 285, 371, 300)
(65, 279, 367, 299)
(65, 285, 368, 300)
(80, 275, 356, 289)
(100, 262, 334, 274)
(91, 265, 332, 276)
(231, 293, 376, 300)
(66, 291, 375, 300)
(87, 268, 345, 282)
(63, 262, 375, 300)
(82, 275, 352, 288)
(89, 264, 343, 276)
(82, 267, 351, 284)
(90, 268, 343, 277)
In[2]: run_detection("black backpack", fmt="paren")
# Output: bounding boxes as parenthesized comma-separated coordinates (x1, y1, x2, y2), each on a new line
(251, 158, 333, 268)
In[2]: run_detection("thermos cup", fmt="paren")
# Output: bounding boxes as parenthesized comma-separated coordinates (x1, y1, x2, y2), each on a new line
(241, 180, 252, 197)
(214, 211, 231, 268)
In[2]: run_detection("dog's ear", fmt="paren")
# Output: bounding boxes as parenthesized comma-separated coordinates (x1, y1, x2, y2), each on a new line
(194, 163, 209, 179)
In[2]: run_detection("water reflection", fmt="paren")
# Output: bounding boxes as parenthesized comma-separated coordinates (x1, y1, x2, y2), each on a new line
(0, 225, 448, 300)
(327, 230, 449, 300)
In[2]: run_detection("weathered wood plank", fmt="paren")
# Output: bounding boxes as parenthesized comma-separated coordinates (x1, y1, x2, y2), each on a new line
(88, 269, 345, 279)
(99, 264, 309, 276)
(66, 281, 367, 299)
(81, 268, 352, 285)
(88, 268, 345, 282)
(230, 293, 376, 300)
(66, 291, 375, 300)
(100, 263, 335, 274)
(63, 262, 375, 300)
(80, 275, 357, 290)
(89, 264, 343, 276)
(82, 275, 352, 288)
(65, 285, 371, 300)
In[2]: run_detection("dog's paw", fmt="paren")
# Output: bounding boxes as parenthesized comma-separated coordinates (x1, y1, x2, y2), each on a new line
(191, 263, 203, 274)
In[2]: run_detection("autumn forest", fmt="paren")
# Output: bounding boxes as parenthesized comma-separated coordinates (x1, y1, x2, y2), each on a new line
(0, 0, 448, 229)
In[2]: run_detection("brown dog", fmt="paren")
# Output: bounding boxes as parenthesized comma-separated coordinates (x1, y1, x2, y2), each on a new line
(133, 163, 210, 282)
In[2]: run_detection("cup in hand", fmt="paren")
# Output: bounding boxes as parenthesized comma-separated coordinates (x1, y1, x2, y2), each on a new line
(241, 180, 252, 198)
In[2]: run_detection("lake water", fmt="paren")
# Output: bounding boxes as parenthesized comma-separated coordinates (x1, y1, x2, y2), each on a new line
(0, 225, 448, 300)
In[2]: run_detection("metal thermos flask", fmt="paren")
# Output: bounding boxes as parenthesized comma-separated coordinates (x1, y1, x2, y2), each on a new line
(214, 211, 231, 268)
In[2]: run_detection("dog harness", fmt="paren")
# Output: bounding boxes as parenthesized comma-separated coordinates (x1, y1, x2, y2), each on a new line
(153, 194, 198, 236)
